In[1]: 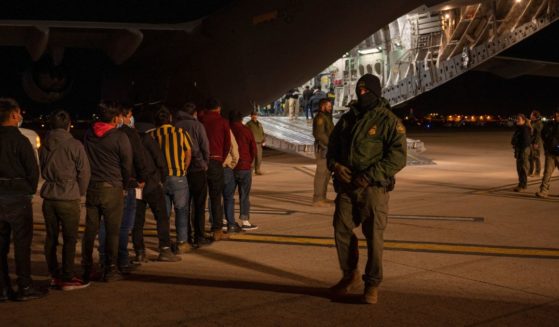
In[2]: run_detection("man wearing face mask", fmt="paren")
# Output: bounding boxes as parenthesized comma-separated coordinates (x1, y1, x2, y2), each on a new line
(98, 104, 148, 274)
(82, 101, 133, 282)
(327, 74, 407, 304)
(0, 98, 43, 301)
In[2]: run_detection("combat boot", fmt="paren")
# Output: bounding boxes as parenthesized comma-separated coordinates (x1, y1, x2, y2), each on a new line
(329, 270, 360, 296)
(361, 284, 378, 304)
(535, 190, 549, 198)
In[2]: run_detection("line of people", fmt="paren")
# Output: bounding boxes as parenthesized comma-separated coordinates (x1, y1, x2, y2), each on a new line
(511, 109, 559, 197)
(0, 97, 260, 302)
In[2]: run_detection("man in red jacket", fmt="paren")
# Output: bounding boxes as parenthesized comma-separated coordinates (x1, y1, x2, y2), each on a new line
(198, 98, 231, 240)
(229, 111, 258, 231)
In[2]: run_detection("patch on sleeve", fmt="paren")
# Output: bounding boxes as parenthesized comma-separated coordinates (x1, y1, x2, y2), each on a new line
(396, 122, 406, 134)
(368, 125, 377, 136)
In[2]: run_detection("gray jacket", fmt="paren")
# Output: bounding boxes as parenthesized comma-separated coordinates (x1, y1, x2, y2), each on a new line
(40, 129, 91, 200)
(174, 112, 210, 172)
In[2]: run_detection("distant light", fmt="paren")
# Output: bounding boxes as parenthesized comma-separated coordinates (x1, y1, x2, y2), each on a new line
(445, 14, 450, 19)
(358, 48, 380, 55)
(515, 0, 521, 2)
(36, 136, 41, 149)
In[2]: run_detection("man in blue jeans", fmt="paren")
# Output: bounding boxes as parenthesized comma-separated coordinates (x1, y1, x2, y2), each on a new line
(229, 111, 258, 231)
(99, 104, 147, 274)
(150, 106, 192, 253)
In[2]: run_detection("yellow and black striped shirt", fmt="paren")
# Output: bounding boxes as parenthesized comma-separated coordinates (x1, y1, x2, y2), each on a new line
(150, 124, 192, 177)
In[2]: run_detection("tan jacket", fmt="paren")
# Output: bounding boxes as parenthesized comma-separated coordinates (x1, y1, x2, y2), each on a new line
(223, 131, 239, 168)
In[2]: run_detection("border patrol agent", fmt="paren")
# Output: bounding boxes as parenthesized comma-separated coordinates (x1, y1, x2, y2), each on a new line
(312, 98, 334, 206)
(327, 74, 407, 304)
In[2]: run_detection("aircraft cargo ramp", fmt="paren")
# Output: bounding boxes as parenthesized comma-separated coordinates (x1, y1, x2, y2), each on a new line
(254, 117, 433, 166)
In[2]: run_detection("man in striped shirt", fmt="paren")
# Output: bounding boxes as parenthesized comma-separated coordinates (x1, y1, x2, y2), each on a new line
(150, 106, 192, 254)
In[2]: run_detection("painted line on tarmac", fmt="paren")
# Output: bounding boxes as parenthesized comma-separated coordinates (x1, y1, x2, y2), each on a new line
(225, 234, 559, 259)
(389, 214, 484, 222)
(30, 225, 559, 259)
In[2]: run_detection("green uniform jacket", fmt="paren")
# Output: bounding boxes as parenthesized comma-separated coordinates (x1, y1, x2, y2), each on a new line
(327, 98, 407, 186)
(531, 120, 543, 146)
(246, 120, 265, 143)
(313, 111, 334, 148)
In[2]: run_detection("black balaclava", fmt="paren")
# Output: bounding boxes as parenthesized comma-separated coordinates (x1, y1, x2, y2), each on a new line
(355, 74, 382, 112)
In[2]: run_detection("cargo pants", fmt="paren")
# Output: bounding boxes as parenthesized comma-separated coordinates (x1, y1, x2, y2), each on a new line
(333, 186, 389, 287)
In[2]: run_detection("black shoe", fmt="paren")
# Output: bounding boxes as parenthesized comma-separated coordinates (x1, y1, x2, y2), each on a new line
(158, 247, 181, 262)
(118, 264, 136, 275)
(0, 287, 16, 302)
(103, 266, 123, 282)
(82, 266, 92, 284)
(198, 236, 213, 246)
(227, 223, 242, 234)
(133, 250, 148, 264)
(16, 286, 47, 301)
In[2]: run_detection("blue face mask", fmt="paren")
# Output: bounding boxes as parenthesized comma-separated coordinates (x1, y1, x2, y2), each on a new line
(127, 116, 135, 128)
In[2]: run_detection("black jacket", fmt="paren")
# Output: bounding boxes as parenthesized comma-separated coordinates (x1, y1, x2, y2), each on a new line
(511, 125, 532, 151)
(136, 122, 167, 194)
(0, 126, 39, 196)
(541, 120, 559, 154)
(84, 122, 133, 188)
(120, 125, 149, 188)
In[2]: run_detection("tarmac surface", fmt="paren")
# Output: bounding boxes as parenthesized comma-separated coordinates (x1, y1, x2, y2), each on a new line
(1, 130, 558, 326)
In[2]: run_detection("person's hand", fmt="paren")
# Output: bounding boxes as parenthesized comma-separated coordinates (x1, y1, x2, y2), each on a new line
(353, 173, 370, 188)
(334, 163, 352, 183)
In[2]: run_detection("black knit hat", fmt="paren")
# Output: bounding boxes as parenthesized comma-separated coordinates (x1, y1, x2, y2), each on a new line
(356, 74, 381, 97)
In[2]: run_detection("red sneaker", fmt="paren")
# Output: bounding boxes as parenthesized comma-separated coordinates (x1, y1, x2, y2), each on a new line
(61, 277, 90, 291)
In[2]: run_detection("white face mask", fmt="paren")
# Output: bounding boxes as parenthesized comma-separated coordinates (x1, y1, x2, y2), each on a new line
(127, 116, 135, 128)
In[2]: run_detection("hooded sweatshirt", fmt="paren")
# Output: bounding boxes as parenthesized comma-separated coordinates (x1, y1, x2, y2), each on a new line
(174, 111, 210, 172)
(40, 128, 91, 200)
(0, 126, 39, 196)
(230, 121, 256, 171)
(84, 122, 133, 188)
